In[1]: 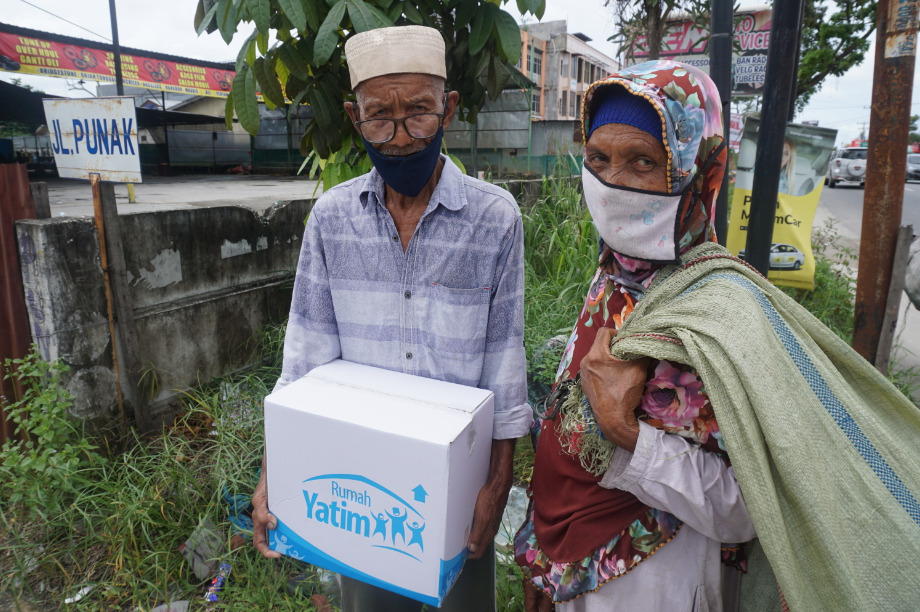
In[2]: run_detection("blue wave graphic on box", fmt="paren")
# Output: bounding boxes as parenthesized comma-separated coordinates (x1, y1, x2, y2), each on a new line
(269, 518, 466, 607)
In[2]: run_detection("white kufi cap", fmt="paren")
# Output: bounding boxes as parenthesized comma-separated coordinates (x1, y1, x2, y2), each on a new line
(344, 25, 446, 89)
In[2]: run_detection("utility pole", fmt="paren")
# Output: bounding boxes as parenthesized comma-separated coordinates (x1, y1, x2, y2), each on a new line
(852, 0, 920, 362)
(108, 0, 124, 96)
(710, 0, 733, 245)
(743, 0, 804, 275)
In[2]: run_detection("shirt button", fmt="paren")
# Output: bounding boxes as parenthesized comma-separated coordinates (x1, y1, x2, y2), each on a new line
(404, 291, 411, 299)
(406, 352, 413, 360)
(392, 235, 399, 241)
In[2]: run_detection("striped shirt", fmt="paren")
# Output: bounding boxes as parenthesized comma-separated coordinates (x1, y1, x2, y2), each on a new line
(277, 156, 532, 439)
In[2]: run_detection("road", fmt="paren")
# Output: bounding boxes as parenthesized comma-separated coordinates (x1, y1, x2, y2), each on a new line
(819, 180, 920, 238)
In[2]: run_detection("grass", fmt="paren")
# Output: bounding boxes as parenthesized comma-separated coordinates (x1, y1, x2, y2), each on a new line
(3, 162, 917, 610)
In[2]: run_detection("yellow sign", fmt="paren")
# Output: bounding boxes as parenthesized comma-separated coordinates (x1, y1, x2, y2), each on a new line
(727, 118, 838, 290)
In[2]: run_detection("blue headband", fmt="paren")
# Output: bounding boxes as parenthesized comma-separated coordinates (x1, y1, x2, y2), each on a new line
(589, 86, 663, 141)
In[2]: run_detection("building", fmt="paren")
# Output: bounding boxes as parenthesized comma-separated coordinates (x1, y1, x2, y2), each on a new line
(518, 20, 620, 123)
(443, 20, 620, 177)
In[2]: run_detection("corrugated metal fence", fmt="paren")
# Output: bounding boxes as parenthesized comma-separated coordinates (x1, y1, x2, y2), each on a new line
(0, 163, 37, 444)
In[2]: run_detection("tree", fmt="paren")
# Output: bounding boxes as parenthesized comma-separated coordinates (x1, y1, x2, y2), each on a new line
(909, 114, 920, 145)
(795, 0, 875, 110)
(605, 0, 710, 63)
(195, 0, 544, 163)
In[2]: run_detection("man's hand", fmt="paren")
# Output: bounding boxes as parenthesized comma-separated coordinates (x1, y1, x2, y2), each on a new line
(579, 327, 649, 453)
(467, 438, 515, 559)
(252, 455, 282, 559)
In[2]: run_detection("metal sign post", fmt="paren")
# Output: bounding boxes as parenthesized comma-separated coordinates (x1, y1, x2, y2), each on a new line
(44, 97, 149, 432)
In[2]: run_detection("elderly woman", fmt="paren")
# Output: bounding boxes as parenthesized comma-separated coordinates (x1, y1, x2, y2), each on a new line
(516, 61, 920, 611)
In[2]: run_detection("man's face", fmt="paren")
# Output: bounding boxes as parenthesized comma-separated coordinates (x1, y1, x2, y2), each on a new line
(344, 74, 457, 157)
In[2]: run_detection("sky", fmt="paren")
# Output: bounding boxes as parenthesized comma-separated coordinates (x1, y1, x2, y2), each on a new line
(1, 0, 916, 146)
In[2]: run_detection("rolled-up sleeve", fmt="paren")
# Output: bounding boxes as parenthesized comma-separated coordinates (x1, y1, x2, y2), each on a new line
(600, 422, 756, 543)
(480, 215, 532, 439)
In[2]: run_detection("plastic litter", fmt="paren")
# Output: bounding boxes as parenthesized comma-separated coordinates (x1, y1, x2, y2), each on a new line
(204, 563, 231, 602)
(179, 518, 226, 582)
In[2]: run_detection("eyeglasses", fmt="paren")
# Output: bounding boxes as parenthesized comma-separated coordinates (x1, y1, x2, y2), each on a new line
(354, 98, 446, 144)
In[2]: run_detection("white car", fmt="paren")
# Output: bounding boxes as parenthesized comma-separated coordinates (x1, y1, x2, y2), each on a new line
(738, 243, 806, 270)
(825, 147, 867, 188)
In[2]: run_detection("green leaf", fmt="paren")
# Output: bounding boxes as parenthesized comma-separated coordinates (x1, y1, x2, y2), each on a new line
(275, 56, 291, 87)
(256, 31, 269, 55)
(232, 65, 261, 134)
(246, 35, 257, 66)
(235, 29, 257, 71)
(525, 0, 541, 15)
(468, 7, 494, 55)
(314, 0, 347, 65)
(303, 0, 324, 31)
(347, 0, 394, 32)
(277, 0, 307, 33)
(224, 90, 235, 131)
(492, 8, 521, 65)
(402, 1, 426, 24)
(247, 0, 270, 33)
(515, 0, 527, 15)
(254, 57, 285, 108)
(486, 53, 509, 100)
(217, 0, 241, 44)
(279, 41, 311, 80)
(454, 0, 476, 29)
(194, 0, 220, 35)
(534, 0, 545, 20)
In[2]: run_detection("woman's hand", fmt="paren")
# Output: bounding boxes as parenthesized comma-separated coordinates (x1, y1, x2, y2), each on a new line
(579, 327, 649, 453)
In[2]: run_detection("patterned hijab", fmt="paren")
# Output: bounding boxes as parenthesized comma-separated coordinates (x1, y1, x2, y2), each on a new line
(584, 60, 727, 275)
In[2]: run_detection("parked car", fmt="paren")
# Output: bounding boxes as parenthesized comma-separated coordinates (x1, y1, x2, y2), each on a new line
(907, 154, 920, 182)
(738, 243, 806, 271)
(825, 147, 867, 188)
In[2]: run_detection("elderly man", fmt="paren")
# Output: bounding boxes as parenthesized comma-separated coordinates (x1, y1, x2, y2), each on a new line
(250, 25, 531, 611)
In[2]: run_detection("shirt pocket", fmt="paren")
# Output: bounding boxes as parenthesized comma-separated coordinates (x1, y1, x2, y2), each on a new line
(424, 283, 491, 382)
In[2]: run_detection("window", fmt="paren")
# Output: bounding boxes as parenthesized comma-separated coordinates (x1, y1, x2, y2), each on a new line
(561, 91, 568, 117)
(570, 93, 577, 117)
(532, 48, 543, 78)
(577, 57, 584, 83)
(575, 94, 582, 119)
(561, 55, 569, 78)
(532, 89, 541, 114)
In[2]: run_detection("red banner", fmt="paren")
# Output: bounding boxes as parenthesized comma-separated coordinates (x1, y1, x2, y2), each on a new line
(0, 31, 235, 98)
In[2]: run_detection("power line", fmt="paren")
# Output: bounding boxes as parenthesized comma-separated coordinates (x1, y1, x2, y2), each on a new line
(17, 0, 112, 42)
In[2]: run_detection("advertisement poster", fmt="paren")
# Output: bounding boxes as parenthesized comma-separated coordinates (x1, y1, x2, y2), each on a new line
(727, 117, 838, 289)
(0, 28, 235, 98)
(629, 9, 772, 95)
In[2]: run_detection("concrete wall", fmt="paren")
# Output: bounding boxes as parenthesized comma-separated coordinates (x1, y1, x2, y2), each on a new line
(15, 200, 313, 430)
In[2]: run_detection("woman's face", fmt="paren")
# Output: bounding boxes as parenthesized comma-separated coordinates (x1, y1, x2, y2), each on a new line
(782, 142, 791, 168)
(585, 123, 669, 192)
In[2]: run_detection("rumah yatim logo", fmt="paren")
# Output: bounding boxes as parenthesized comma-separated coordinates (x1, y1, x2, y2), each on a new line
(297, 474, 427, 562)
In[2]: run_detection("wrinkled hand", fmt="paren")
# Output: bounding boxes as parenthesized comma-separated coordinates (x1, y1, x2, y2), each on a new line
(467, 439, 514, 559)
(579, 327, 649, 453)
(252, 456, 281, 559)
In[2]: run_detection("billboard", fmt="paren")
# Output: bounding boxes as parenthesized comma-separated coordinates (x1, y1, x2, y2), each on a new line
(43, 97, 141, 183)
(0, 28, 235, 98)
(726, 117, 838, 290)
(629, 9, 772, 95)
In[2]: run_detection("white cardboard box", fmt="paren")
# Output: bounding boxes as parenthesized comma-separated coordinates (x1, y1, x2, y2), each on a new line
(264, 360, 494, 607)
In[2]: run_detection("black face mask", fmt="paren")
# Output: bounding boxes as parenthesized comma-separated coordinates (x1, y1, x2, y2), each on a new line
(362, 129, 444, 197)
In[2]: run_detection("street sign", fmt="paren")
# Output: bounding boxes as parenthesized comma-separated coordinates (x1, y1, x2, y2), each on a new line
(42, 97, 141, 183)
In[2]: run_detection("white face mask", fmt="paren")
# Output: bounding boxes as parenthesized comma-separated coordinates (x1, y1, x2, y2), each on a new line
(582, 164, 686, 264)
